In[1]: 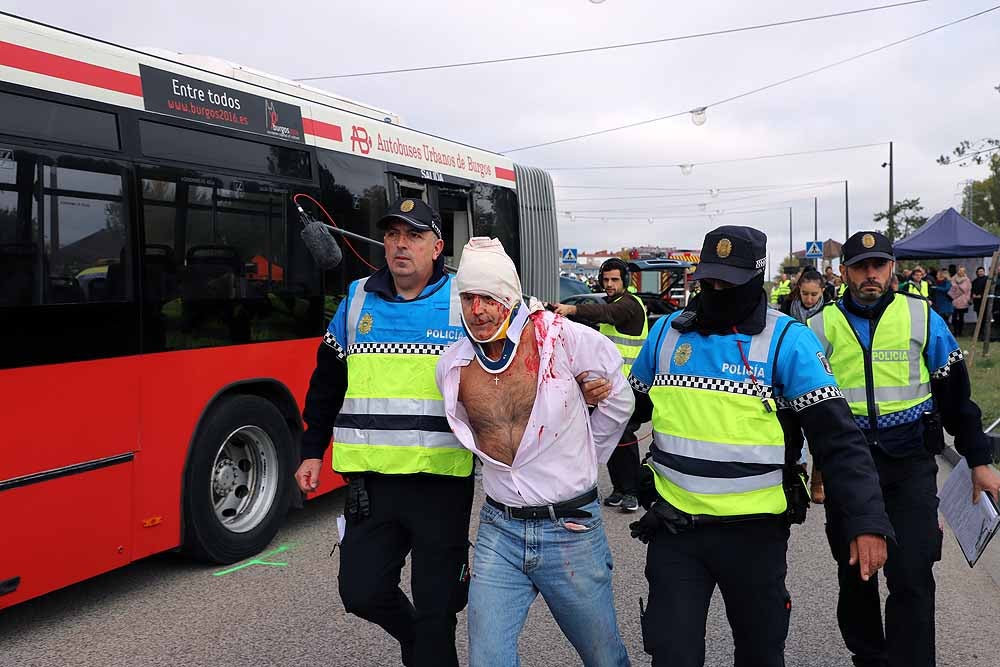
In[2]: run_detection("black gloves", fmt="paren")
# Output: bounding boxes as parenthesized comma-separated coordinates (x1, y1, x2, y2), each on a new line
(629, 501, 694, 543)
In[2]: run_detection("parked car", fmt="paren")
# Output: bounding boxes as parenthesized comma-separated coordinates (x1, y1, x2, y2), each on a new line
(557, 258, 693, 330)
(628, 258, 692, 327)
(559, 275, 592, 301)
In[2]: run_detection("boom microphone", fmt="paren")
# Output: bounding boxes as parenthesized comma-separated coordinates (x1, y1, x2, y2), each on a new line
(297, 208, 344, 270)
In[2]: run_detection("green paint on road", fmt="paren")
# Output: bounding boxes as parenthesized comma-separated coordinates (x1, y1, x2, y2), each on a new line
(212, 543, 296, 577)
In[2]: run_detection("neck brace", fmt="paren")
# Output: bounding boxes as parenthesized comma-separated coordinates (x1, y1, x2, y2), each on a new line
(461, 301, 529, 374)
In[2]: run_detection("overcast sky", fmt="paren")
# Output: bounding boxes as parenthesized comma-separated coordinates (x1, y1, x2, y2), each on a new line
(9, 0, 998, 266)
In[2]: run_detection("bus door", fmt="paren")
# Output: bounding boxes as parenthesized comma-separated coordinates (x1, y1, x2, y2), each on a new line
(390, 175, 472, 269)
(0, 143, 140, 605)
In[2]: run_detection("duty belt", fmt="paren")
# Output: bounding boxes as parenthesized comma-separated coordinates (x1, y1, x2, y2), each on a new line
(486, 487, 598, 520)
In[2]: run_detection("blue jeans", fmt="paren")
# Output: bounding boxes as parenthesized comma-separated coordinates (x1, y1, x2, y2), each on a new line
(468, 498, 630, 667)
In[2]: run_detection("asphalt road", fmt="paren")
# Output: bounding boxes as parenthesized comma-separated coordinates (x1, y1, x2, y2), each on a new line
(3, 460, 1000, 667)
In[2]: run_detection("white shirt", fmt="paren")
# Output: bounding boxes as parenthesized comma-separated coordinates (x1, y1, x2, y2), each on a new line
(435, 310, 633, 506)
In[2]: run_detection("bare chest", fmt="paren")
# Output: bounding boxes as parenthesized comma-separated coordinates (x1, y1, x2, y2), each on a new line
(458, 333, 540, 465)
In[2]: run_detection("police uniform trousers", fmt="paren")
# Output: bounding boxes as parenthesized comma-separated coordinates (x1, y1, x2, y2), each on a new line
(338, 472, 474, 667)
(825, 446, 942, 667)
(607, 424, 640, 497)
(643, 517, 791, 667)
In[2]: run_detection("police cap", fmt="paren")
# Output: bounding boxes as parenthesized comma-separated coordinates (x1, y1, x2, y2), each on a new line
(377, 198, 443, 239)
(691, 225, 767, 285)
(841, 231, 894, 266)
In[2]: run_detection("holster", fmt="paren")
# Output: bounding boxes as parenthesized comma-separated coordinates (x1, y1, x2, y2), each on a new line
(783, 465, 810, 526)
(922, 410, 946, 455)
(637, 460, 658, 510)
(346, 476, 371, 522)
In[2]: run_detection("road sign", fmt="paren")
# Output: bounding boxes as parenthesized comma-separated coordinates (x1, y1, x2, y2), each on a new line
(804, 240, 824, 259)
(561, 248, 578, 265)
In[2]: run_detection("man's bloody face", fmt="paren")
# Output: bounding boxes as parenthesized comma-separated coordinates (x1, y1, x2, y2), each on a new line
(460, 293, 510, 341)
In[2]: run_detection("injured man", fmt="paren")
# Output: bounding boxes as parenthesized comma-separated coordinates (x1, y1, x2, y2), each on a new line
(435, 237, 634, 667)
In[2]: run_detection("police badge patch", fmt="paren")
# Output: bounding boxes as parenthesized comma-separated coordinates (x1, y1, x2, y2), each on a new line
(862, 234, 876, 249)
(716, 238, 732, 259)
(674, 342, 693, 366)
(817, 351, 833, 375)
(358, 313, 373, 335)
(400, 199, 415, 213)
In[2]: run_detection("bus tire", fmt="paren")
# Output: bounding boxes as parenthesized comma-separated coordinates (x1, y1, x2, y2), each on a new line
(182, 394, 294, 563)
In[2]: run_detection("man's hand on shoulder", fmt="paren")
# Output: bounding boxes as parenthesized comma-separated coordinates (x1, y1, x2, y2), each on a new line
(554, 304, 577, 317)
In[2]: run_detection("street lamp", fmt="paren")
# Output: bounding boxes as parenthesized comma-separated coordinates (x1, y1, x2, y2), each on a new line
(680, 163, 694, 176)
(690, 107, 708, 126)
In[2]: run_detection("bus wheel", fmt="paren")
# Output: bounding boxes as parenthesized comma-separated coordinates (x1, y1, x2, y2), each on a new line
(183, 395, 294, 563)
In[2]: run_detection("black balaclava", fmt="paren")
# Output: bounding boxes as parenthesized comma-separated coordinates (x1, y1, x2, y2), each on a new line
(695, 272, 766, 331)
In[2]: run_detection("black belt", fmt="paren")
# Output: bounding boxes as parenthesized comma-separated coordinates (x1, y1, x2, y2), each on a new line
(486, 488, 597, 520)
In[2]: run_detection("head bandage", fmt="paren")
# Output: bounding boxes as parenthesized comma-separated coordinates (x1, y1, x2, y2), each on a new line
(456, 237, 539, 373)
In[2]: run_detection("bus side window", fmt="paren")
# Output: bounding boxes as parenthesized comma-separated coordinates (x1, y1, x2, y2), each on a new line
(140, 171, 323, 351)
(0, 150, 130, 306)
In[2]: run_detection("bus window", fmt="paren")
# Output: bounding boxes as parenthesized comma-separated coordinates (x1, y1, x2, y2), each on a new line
(139, 169, 323, 352)
(138, 121, 311, 180)
(316, 151, 388, 317)
(0, 91, 120, 151)
(471, 183, 520, 269)
(0, 148, 130, 306)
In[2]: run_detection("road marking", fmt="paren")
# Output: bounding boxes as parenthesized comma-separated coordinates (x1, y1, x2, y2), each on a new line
(212, 543, 296, 577)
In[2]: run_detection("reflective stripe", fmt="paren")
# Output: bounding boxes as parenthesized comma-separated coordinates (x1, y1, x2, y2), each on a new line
(652, 433, 785, 464)
(605, 334, 645, 348)
(748, 309, 781, 363)
(346, 278, 369, 347)
(842, 384, 931, 404)
(341, 397, 447, 418)
(650, 460, 784, 494)
(333, 428, 462, 448)
(808, 311, 831, 357)
(906, 295, 927, 387)
(657, 327, 682, 371)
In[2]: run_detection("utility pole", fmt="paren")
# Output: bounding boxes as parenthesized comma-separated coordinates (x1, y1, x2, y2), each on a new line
(813, 196, 819, 268)
(788, 207, 793, 264)
(888, 141, 894, 230)
(844, 180, 850, 241)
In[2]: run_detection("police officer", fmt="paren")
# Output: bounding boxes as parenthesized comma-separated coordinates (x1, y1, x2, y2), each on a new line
(770, 272, 791, 307)
(294, 198, 474, 667)
(628, 225, 893, 667)
(555, 256, 648, 512)
(810, 231, 1000, 667)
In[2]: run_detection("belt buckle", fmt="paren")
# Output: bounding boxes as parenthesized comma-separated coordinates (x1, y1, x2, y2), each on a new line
(547, 504, 557, 521)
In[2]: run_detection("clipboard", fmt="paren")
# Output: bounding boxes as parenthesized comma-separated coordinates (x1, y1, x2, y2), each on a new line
(939, 457, 1000, 567)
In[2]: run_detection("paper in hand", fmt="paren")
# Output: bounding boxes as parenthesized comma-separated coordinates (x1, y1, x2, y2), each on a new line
(939, 457, 1000, 567)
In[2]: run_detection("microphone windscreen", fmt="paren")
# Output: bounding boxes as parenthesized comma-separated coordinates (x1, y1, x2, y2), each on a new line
(301, 220, 344, 270)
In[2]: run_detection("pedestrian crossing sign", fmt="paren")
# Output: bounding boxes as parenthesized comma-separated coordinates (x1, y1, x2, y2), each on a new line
(805, 241, 824, 259)
(561, 248, 578, 265)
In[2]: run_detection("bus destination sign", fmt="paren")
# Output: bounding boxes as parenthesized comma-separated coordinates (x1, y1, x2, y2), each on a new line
(139, 65, 304, 143)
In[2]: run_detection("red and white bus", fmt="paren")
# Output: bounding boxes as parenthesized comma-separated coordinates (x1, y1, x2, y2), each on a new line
(0, 11, 559, 609)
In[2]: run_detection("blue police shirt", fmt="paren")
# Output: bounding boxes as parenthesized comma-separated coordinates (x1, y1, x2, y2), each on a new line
(326, 272, 454, 351)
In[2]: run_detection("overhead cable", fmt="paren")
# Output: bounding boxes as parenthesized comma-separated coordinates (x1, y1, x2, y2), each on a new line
(294, 1, 928, 80)
(556, 180, 845, 200)
(503, 4, 1000, 153)
(544, 143, 885, 171)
